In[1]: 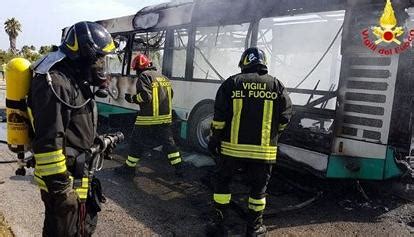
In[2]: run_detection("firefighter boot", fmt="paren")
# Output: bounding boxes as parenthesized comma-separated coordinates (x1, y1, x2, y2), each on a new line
(205, 205, 229, 237)
(246, 210, 267, 237)
(173, 162, 185, 178)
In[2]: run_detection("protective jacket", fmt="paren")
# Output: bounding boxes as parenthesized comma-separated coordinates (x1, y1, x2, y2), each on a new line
(211, 72, 292, 164)
(28, 55, 96, 196)
(132, 69, 173, 125)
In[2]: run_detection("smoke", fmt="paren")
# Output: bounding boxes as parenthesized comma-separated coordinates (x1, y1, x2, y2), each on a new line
(177, 3, 345, 109)
(192, 24, 250, 80)
(259, 11, 344, 109)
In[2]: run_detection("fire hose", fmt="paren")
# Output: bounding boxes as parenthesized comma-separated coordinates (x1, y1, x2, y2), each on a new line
(12, 132, 124, 176)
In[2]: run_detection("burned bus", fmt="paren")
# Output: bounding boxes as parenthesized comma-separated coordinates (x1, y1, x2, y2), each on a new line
(81, 0, 414, 181)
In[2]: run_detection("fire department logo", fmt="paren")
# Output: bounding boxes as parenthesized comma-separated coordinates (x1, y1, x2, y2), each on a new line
(361, 0, 414, 55)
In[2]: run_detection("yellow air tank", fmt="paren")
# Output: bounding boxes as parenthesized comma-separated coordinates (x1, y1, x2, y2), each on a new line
(5, 58, 32, 153)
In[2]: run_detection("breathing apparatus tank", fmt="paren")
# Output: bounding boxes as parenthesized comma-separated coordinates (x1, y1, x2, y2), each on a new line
(5, 58, 32, 153)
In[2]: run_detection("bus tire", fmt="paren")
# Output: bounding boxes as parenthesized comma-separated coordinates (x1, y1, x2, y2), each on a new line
(188, 102, 214, 153)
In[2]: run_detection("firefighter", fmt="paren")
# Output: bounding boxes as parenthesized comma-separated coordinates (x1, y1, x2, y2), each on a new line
(115, 53, 184, 177)
(207, 47, 292, 237)
(28, 21, 115, 236)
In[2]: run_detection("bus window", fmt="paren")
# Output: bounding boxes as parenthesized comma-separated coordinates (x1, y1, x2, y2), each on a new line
(132, 31, 165, 74)
(107, 34, 128, 75)
(106, 35, 128, 74)
(193, 23, 250, 81)
(258, 11, 344, 109)
(171, 28, 188, 79)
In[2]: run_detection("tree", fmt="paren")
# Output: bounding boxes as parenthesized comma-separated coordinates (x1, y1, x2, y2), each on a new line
(39, 45, 52, 55)
(19, 45, 41, 62)
(0, 49, 15, 65)
(0, 44, 52, 66)
(21, 45, 30, 55)
(4, 18, 22, 53)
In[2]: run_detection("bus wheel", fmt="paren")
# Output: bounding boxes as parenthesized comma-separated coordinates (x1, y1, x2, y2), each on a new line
(188, 102, 214, 153)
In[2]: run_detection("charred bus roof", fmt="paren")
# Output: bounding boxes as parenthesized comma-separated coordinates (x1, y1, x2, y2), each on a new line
(96, 0, 347, 34)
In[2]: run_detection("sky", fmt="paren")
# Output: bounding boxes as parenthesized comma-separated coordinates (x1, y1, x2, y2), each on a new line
(0, 0, 170, 50)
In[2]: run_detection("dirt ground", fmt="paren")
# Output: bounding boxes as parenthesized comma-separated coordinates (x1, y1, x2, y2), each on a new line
(0, 213, 13, 237)
(0, 143, 414, 236)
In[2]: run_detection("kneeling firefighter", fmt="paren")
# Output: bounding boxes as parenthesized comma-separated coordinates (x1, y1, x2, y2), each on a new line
(27, 21, 115, 236)
(207, 47, 292, 236)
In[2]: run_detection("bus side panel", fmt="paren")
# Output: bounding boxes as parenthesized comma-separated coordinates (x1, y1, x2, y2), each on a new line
(170, 80, 221, 121)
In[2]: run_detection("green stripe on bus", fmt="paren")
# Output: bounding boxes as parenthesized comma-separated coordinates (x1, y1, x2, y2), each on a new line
(327, 146, 403, 180)
(327, 155, 385, 180)
(384, 146, 403, 179)
(97, 102, 137, 117)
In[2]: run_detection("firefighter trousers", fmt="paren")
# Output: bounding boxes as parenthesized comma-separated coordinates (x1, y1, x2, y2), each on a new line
(212, 158, 273, 223)
(126, 124, 182, 168)
(40, 190, 97, 237)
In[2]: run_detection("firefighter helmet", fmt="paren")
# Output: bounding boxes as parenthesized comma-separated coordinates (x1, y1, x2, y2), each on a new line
(132, 53, 152, 71)
(238, 47, 268, 71)
(61, 21, 115, 64)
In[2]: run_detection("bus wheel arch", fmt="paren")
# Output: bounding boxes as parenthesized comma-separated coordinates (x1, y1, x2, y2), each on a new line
(187, 99, 215, 153)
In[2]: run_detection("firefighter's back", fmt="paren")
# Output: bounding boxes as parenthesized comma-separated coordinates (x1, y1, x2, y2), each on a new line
(220, 72, 287, 163)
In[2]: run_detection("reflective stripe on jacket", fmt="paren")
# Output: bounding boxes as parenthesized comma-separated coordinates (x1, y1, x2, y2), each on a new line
(28, 59, 97, 193)
(212, 72, 292, 163)
(134, 70, 173, 125)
